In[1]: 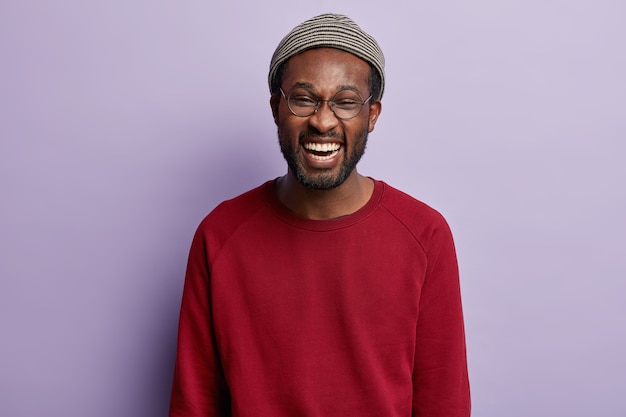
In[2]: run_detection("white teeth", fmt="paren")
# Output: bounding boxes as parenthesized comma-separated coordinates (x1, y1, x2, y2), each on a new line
(303, 142, 341, 152)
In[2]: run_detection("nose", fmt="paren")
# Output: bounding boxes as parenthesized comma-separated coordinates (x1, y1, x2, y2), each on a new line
(308, 100, 339, 133)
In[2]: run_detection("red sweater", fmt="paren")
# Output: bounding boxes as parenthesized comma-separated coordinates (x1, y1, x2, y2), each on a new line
(170, 180, 470, 416)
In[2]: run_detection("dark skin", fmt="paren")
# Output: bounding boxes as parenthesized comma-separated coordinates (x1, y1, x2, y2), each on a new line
(270, 48, 382, 220)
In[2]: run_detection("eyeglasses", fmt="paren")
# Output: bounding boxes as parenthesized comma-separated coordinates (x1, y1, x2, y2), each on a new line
(280, 88, 372, 120)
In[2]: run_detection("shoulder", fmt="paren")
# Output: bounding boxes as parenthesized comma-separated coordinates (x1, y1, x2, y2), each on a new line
(195, 180, 273, 242)
(377, 181, 454, 250)
(378, 181, 448, 227)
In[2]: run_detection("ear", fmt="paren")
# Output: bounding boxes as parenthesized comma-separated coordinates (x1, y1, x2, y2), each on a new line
(270, 93, 281, 125)
(367, 100, 382, 133)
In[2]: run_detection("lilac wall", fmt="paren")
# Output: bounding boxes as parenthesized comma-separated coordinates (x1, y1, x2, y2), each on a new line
(1, 1, 624, 416)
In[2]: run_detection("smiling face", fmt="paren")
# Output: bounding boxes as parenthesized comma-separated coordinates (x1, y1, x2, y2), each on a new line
(271, 48, 381, 190)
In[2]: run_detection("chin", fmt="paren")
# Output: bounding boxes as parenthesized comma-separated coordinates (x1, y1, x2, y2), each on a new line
(278, 127, 368, 191)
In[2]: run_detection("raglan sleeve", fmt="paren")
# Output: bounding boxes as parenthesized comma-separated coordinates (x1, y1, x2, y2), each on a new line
(412, 217, 471, 416)
(169, 225, 230, 417)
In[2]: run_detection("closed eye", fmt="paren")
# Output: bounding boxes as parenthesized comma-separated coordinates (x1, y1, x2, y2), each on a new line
(291, 96, 317, 107)
(334, 99, 359, 109)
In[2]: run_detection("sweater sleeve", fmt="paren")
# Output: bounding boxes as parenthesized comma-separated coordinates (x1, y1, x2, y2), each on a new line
(412, 219, 470, 416)
(169, 228, 230, 417)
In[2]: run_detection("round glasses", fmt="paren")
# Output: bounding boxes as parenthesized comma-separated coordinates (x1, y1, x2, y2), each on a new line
(280, 88, 372, 120)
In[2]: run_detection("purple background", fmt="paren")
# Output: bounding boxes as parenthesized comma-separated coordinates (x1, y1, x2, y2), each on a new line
(1, 1, 624, 416)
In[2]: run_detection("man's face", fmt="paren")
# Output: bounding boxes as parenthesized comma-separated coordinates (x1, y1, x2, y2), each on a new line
(271, 48, 381, 190)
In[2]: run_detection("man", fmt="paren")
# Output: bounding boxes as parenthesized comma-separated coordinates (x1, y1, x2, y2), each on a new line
(169, 13, 470, 417)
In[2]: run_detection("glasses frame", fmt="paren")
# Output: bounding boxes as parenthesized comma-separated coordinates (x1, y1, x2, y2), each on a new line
(279, 88, 373, 120)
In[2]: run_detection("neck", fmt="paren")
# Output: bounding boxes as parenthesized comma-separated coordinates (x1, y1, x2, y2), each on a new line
(275, 170, 374, 220)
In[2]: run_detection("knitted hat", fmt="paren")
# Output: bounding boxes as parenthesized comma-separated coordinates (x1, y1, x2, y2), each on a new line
(268, 13, 385, 100)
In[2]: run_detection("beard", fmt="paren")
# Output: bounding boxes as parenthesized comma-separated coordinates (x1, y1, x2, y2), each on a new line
(278, 127, 369, 190)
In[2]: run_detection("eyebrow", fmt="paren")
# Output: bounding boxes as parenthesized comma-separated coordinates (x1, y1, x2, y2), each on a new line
(337, 85, 360, 94)
(293, 82, 315, 90)
(291, 82, 362, 95)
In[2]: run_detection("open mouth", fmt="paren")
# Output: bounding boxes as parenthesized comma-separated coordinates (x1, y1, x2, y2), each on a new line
(303, 142, 341, 161)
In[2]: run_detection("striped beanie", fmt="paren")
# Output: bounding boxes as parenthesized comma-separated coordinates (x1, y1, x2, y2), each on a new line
(268, 13, 385, 100)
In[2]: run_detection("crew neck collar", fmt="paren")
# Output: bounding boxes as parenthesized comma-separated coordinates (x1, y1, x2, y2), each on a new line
(264, 178, 384, 232)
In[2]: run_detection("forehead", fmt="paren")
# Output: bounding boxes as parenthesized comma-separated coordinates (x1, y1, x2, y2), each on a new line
(282, 48, 370, 94)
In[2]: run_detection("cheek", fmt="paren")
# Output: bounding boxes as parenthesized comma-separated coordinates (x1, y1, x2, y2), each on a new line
(277, 124, 298, 149)
(352, 117, 372, 137)
(279, 116, 307, 136)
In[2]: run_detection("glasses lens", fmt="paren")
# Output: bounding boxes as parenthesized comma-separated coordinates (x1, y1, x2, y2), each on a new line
(331, 92, 363, 119)
(287, 91, 317, 117)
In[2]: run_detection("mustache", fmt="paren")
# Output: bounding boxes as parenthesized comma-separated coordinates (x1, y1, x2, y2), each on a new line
(299, 130, 345, 142)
